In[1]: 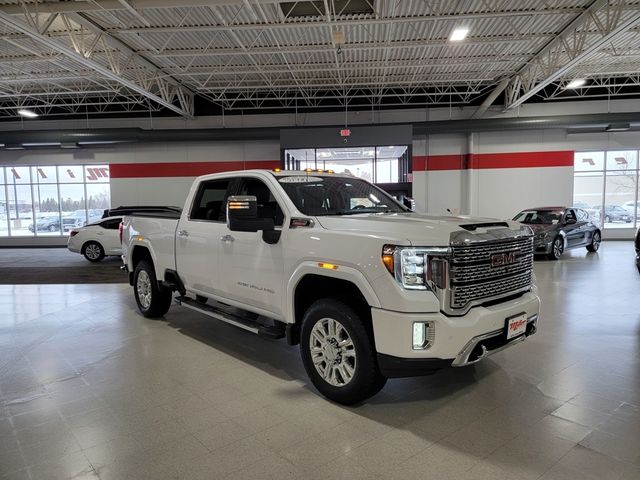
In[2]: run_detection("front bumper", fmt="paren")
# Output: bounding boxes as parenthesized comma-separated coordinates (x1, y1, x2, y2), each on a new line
(371, 291, 540, 377)
(533, 238, 552, 254)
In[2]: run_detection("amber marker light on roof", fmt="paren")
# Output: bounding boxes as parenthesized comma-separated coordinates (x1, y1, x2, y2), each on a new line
(273, 167, 282, 172)
(318, 262, 339, 270)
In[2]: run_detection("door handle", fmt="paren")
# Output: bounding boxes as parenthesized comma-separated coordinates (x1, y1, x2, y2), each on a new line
(220, 234, 235, 243)
(177, 230, 189, 237)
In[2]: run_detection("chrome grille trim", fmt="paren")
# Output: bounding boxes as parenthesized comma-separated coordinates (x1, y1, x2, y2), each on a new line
(444, 231, 534, 314)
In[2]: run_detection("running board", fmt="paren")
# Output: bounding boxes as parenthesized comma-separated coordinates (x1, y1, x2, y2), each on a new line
(174, 296, 285, 339)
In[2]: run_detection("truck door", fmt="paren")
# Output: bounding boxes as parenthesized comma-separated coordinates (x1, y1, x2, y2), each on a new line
(217, 176, 286, 316)
(175, 178, 232, 296)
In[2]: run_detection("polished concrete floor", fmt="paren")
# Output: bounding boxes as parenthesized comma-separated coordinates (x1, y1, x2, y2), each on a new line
(0, 242, 639, 480)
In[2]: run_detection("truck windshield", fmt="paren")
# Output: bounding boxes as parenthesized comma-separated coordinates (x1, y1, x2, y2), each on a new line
(277, 175, 408, 216)
(513, 210, 563, 224)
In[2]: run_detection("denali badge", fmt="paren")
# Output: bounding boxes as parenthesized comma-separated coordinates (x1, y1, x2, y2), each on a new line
(491, 251, 520, 267)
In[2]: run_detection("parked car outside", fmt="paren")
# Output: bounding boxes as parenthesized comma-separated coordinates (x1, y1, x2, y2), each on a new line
(67, 216, 123, 262)
(591, 204, 632, 223)
(28, 215, 61, 232)
(622, 201, 640, 219)
(513, 206, 601, 260)
(572, 201, 590, 210)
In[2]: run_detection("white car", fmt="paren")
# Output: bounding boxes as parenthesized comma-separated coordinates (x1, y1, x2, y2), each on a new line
(68, 216, 123, 262)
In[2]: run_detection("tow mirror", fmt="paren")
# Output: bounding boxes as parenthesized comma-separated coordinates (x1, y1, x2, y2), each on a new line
(226, 195, 280, 244)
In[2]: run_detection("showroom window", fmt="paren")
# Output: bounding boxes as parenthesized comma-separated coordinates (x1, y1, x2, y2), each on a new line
(283, 145, 410, 184)
(573, 151, 639, 229)
(0, 164, 110, 237)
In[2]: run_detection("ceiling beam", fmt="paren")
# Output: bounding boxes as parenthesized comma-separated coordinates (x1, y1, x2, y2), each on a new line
(502, 0, 640, 111)
(0, 10, 194, 117)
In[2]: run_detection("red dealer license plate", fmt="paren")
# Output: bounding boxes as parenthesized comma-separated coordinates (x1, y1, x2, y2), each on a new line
(506, 313, 527, 340)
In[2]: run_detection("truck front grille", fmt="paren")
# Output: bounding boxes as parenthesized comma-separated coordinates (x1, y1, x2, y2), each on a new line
(449, 237, 533, 310)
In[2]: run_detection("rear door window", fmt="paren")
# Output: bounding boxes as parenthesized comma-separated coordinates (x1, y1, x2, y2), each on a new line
(190, 179, 232, 221)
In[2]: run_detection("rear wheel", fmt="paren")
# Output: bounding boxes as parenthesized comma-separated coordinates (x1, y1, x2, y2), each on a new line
(586, 231, 601, 252)
(547, 236, 564, 260)
(300, 299, 386, 405)
(134, 260, 172, 318)
(82, 241, 105, 262)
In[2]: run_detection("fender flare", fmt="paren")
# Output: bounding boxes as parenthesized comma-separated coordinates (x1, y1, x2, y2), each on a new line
(285, 261, 381, 324)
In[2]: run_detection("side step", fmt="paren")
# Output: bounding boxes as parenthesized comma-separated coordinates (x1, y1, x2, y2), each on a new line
(174, 296, 285, 339)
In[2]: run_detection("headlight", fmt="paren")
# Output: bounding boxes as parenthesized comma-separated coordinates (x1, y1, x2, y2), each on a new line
(382, 245, 450, 290)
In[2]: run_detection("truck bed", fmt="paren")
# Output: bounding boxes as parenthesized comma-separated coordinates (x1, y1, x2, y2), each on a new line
(122, 213, 179, 277)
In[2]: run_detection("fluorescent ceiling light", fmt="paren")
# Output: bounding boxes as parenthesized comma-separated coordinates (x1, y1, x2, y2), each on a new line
(17, 109, 38, 118)
(449, 27, 469, 42)
(565, 78, 586, 89)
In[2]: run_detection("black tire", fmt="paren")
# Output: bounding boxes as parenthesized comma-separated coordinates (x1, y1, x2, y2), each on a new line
(133, 260, 172, 318)
(547, 236, 564, 260)
(300, 299, 386, 405)
(586, 230, 601, 252)
(82, 241, 105, 262)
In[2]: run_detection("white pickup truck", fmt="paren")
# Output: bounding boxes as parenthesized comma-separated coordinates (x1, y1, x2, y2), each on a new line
(122, 169, 540, 404)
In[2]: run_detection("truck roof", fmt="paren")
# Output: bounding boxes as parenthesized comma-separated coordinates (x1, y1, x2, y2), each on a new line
(195, 169, 354, 182)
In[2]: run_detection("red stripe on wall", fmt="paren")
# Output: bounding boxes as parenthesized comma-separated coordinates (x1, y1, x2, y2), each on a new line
(413, 155, 464, 171)
(413, 151, 573, 171)
(109, 160, 280, 178)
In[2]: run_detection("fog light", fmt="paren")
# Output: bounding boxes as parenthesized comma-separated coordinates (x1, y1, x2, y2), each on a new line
(412, 322, 435, 350)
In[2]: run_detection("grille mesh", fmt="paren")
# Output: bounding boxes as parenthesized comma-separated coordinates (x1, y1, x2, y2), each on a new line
(450, 237, 533, 309)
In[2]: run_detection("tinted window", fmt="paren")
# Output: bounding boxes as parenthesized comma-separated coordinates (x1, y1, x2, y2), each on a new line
(101, 218, 122, 229)
(278, 175, 406, 216)
(190, 179, 231, 221)
(576, 209, 588, 221)
(236, 178, 284, 227)
(565, 209, 577, 222)
(513, 210, 563, 224)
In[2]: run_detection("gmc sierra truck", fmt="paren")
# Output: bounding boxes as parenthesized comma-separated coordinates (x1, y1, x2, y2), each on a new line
(121, 169, 539, 405)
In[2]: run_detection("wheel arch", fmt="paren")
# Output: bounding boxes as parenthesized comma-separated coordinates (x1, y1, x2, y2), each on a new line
(287, 268, 379, 345)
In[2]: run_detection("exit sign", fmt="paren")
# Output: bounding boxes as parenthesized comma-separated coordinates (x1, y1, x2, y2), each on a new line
(340, 129, 351, 137)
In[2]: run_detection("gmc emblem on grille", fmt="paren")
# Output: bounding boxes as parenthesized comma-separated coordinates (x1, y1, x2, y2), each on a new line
(491, 251, 520, 267)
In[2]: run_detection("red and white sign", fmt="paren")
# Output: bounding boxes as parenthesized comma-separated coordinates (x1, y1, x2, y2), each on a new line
(506, 313, 527, 340)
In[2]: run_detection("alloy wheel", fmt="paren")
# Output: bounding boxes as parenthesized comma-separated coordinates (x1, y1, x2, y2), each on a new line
(136, 270, 152, 309)
(309, 318, 356, 387)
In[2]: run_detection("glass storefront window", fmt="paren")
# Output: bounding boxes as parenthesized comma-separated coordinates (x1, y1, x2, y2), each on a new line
(574, 151, 605, 172)
(0, 164, 110, 238)
(284, 145, 408, 184)
(574, 150, 639, 230)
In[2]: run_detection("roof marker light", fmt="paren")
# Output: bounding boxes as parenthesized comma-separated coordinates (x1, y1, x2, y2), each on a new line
(318, 262, 338, 270)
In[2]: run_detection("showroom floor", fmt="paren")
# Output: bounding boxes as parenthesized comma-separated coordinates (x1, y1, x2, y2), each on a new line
(0, 242, 639, 480)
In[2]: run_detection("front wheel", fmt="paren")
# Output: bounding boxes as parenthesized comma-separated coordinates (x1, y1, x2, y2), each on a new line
(133, 260, 172, 318)
(547, 236, 564, 260)
(300, 299, 386, 405)
(586, 231, 601, 252)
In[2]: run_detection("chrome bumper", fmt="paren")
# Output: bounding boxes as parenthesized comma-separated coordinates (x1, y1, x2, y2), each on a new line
(452, 314, 538, 367)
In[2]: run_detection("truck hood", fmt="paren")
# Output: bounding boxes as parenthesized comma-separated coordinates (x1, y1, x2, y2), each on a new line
(315, 213, 525, 245)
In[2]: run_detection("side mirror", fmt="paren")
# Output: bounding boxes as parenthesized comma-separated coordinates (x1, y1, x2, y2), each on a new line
(226, 195, 281, 244)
